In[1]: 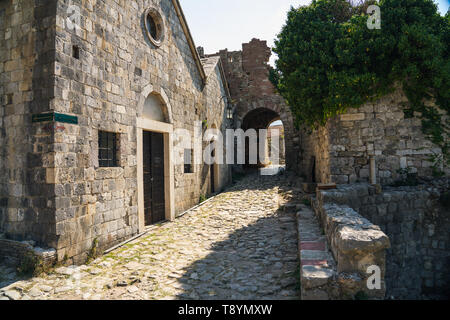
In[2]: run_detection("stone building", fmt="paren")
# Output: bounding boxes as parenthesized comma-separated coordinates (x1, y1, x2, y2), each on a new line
(0, 0, 233, 264)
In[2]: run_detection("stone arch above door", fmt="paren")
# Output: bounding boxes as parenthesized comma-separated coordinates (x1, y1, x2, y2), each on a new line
(138, 84, 174, 124)
(236, 101, 295, 134)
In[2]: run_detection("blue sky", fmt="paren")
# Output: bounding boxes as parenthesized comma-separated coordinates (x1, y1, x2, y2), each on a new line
(182, 0, 449, 62)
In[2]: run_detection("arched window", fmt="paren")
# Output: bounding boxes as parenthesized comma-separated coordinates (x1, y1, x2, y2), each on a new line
(143, 94, 167, 122)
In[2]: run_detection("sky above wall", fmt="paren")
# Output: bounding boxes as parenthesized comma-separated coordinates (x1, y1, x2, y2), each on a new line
(181, 0, 449, 66)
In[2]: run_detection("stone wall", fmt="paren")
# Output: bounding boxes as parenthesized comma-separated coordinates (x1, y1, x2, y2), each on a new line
(299, 88, 449, 185)
(298, 125, 330, 183)
(319, 183, 450, 299)
(0, 0, 58, 246)
(0, 238, 56, 269)
(50, 0, 231, 263)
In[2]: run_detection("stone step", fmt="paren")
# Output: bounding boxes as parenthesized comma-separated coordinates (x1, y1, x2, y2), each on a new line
(301, 265, 335, 290)
(300, 241, 326, 251)
(297, 211, 315, 219)
(300, 250, 329, 261)
(298, 223, 322, 230)
(296, 202, 338, 300)
(299, 233, 322, 241)
(301, 259, 329, 267)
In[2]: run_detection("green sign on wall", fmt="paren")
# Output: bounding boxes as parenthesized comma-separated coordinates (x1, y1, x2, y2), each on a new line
(32, 112, 78, 125)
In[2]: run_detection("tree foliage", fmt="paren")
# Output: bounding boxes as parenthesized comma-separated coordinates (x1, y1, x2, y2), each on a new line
(271, 0, 449, 159)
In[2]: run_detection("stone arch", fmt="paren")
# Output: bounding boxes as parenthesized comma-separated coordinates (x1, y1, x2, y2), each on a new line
(237, 102, 295, 134)
(239, 105, 295, 171)
(138, 84, 174, 124)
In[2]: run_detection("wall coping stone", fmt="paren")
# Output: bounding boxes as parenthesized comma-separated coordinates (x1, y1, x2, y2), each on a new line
(0, 239, 56, 267)
(312, 186, 391, 299)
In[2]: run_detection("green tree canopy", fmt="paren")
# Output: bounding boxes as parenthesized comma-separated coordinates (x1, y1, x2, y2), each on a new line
(271, 0, 449, 158)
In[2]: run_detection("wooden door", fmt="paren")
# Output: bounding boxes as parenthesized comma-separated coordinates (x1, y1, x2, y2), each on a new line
(143, 131, 166, 225)
(210, 148, 215, 194)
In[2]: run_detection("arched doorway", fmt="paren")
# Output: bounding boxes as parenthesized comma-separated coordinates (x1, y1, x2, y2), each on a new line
(241, 108, 281, 171)
(137, 86, 175, 231)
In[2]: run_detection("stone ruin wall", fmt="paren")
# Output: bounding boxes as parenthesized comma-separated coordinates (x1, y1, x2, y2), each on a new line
(298, 125, 331, 183)
(320, 184, 450, 299)
(209, 39, 301, 173)
(299, 88, 449, 185)
(1, 0, 232, 264)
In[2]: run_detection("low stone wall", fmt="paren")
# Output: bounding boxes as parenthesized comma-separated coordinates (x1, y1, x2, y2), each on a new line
(0, 238, 56, 269)
(310, 199, 390, 299)
(318, 183, 450, 299)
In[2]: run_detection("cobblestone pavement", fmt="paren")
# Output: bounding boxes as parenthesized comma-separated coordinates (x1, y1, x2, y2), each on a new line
(0, 173, 301, 300)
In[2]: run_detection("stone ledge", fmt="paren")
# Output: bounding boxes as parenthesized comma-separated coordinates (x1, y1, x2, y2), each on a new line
(302, 265, 335, 289)
(313, 187, 391, 299)
(320, 203, 390, 259)
(0, 239, 56, 268)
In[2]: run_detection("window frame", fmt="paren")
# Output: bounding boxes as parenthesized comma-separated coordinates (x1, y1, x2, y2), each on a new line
(143, 8, 165, 48)
(98, 130, 120, 168)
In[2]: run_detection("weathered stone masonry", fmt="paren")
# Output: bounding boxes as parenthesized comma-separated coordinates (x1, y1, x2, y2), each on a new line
(0, 0, 58, 248)
(207, 39, 301, 172)
(1, 0, 232, 264)
(299, 88, 449, 185)
(317, 184, 449, 299)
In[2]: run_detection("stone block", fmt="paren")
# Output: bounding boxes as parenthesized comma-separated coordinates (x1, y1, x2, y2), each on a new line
(301, 265, 335, 289)
(340, 113, 365, 122)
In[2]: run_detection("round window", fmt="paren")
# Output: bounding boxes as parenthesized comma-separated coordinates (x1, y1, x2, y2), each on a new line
(144, 8, 165, 47)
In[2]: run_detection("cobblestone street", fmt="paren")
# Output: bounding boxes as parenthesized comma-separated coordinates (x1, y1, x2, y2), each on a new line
(0, 174, 301, 300)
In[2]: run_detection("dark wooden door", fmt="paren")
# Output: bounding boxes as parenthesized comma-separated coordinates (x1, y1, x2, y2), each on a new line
(210, 148, 215, 194)
(143, 131, 165, 225)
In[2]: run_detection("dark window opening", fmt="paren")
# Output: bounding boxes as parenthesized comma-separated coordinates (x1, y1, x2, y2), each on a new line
(6, 94, 13, 105)
(184, 149, 193, 173)
(98, 131, 119, 167)
(311, 156, 316, 183)
(134, 67, 142, 76)
(146, 14, 158, 40)
(72, 45, 80, 59)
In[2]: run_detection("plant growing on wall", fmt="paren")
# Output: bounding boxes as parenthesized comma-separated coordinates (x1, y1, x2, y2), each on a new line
(271, 0, 449, 162)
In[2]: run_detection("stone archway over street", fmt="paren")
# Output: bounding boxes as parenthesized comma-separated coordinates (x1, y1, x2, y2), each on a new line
(207, 38, 301, 173)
